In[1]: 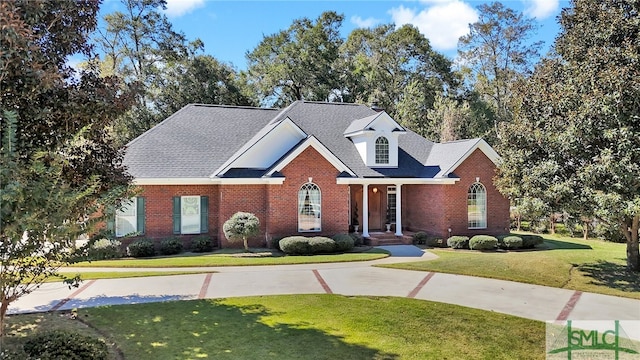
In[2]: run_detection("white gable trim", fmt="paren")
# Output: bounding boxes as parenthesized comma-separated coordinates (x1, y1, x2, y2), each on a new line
(133, 177, 285, 185)
(441, 139, 501, 177)
(343, 111, 406, 137)
(336, 178, 459, 185)
(266, 136, 356, 177)
(211, 117, 307, 177)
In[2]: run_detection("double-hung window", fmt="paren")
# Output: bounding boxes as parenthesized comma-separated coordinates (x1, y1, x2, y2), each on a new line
(173, 196, 209, 234)
(114, 197, 145, 237)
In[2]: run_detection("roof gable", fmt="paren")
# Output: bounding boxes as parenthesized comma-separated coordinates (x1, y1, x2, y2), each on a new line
(266, 136, 355, 177)
(343, 111, 406, 137)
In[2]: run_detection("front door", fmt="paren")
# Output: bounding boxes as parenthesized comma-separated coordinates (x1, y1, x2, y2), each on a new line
(369, 188, 382, 230)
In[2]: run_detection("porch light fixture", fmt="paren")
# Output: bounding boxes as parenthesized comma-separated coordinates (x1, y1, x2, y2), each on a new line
(372, 187, 378, 193)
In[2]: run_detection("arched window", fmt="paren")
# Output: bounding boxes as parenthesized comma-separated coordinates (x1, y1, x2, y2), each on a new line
(375, 136, 389, 164)
(468, 182, 487, 229)
(298, 182, 321, 232)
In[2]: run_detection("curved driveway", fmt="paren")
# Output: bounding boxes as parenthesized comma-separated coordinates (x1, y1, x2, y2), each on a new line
(9, 246, 640, 339)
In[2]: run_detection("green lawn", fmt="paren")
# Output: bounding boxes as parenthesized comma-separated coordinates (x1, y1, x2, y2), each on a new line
(48, 270, 214, 282)
(71, 248, 388, 268)
(382, 233, 640, 299)
(76, 295, 545, 359)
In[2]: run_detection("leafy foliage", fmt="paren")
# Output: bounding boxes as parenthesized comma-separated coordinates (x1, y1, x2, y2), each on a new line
(23, 330, 108, 360)
(331, 234, 355, 252)
(469, 235, 498, 250)
(190, 235, 213, 253)
(447, 236, 470, 249)
(223, 212, 260, 251)
(87, 238, 123, 260)
(159, 237, 184, 256)
(127, 239, 156, 258)
(279, 236, 337, 255)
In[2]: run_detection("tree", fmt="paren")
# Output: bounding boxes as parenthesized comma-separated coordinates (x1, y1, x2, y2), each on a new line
(458, 2, 542, 140)
(0, 0, 134, 334)
(246, 11, 344, 107)
(340, 24, 455, 118)
(496, 0, 640, 270)
(223, 212, 260, 251)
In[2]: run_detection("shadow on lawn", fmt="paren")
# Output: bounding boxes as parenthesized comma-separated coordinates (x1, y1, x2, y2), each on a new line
(577, 260, 640, 293)
(542, 238, 593, 250)
(85, 299, 398, 360)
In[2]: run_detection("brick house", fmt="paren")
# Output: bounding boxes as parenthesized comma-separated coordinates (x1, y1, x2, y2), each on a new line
(115, 101, 509, 247)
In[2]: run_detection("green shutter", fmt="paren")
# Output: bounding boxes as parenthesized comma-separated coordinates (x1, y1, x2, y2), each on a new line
(200, 196, 209, 233)
(136, 197, 146, 235)
(173, 197, 181, 234)
(106, 206, 115, 236)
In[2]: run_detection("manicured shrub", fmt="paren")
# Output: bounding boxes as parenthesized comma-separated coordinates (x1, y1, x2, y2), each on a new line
(191, 235, 213, 252)
(469, 235, 498, 250)
(271, 237, 283, 251)
(279, 236, 336, 255)
(349, 232, 364, 246)
(223, 212, 260, 251)
(332, 233, 355, 252)
(159, 237, 183, 255)
(23, 330, 108, 360)
(127, 238, 155, 257)
(87, 238, 122, 260)
(520, 234, 544, 249)
(447, 236, 470, 249)
(500, 236, 523, 249)
(413, 231, 428, 245)
(426, 237, 446, 248)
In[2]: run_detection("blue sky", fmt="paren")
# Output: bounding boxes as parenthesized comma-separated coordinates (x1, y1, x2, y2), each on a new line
(98, 0, 571, 70)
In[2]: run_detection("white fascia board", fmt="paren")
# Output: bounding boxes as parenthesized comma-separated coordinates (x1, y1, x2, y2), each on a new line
(371, 112, 406, 132)
(133, 178, 216, 185)
(343, 129, 374, 137)
(336, 177, 459, 185)
(266, 136, 356, 177)
(441, 139, 501, 177)
(211, 117, 307, 177)
(134, 177, 285, 185)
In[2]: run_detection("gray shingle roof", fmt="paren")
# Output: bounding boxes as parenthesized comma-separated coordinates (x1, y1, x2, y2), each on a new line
(123, 101, 487, 180)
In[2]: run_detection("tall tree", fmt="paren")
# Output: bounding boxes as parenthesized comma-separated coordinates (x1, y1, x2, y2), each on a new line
(496, 0, 640, 270)
(246, 11, 344, 107)
(340, 24, 454, 118)
(0, 0, 134, 334)
(458, 2, 542, 139)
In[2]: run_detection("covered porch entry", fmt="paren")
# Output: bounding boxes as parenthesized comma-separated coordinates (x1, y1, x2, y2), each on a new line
(349, 183, 403, 238)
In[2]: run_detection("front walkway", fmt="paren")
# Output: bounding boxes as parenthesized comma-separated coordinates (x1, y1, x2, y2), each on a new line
(8, 246, 640, 339)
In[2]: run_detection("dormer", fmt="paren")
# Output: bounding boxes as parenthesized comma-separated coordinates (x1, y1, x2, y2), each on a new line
(343, 112, 406, 168)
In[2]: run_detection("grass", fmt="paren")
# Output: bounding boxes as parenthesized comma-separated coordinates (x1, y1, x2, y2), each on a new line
(3, 295, 547, 359)
(47, 270, 214, 283)
(71, 248, 389, 268)
(382, 232, 640, 299)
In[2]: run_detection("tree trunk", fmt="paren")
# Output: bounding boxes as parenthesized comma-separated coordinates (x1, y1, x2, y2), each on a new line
(0, 299, 9, 337)
(549, 216, 556, 235)
(583, 220, 589, 240)
(243, 236, 249, 251)
(623, 216, 640, 272)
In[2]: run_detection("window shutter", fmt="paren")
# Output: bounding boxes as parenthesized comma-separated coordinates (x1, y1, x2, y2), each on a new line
(173, 197, 181, 234)
(136, 197, 146, 235)
(200, 196, 209, 233)
(105, 206, 115, 236)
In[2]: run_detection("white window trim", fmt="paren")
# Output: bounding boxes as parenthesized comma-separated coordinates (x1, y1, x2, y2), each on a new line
(181, 195, 201, 235)
(387, 186, 397, 224)
(115, 198, 137, 238)
(298, 182, 321, 232)
(375, 136, 389, 165)
(468, 182, 487, 229)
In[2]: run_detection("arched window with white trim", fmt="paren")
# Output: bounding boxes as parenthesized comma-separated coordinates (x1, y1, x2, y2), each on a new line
(298, 182, 321, 232)
(468, 182, 487, 229)
(375, 136, 389, 164)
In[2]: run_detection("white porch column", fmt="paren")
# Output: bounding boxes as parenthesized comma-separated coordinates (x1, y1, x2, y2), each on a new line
(362, 184, 369, 238)
(395, 184, 403, 236)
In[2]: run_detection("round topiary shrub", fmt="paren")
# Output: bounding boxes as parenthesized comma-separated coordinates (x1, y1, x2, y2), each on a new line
(88, 238, 122, 260)
(127, 238, 155, 257)
(223, 211, 260, 251)
(23, 330, 108, 360)
(469, 235, 498, 250)
(447, 236, 470, 249)
(349, 232, 364, 246)
(191, 235, 213, 253)
(521, 234, 544, 249)
(159, 237, 183, 255)
(332, 233, 355, 252)
(500, 235, 523, 249)
(413, 231, 429, 245)
(279, 236, 337, 255)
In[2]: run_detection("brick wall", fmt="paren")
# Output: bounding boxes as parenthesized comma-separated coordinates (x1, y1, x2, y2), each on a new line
(404, 149, 510, 238)
(217, 184, 268, 248)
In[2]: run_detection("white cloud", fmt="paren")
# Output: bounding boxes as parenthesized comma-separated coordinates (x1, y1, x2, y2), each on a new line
(389, 1, 478, 51)
(164, 0, 205, 17)
(522, 0, 560, 19)
(351, 15, 382, 29)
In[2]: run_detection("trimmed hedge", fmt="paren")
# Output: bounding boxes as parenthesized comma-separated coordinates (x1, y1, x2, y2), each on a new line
(332, 234, 355, 252)
(500, 236, 523, 249)
(413, 231, 429, 245)
(426, 237, 446, 248)
(127, 238, 155, 258)
(159, 237, 183, 255)
(447, 236, 470, 249)
(469, 235, 498, 250)
(191, 235, 213, 253)
(271, 237, 284, 251)
(23, 330, 108, 360)
(279, 236, 336, 255)
(87, 238, 122, 260)
(521, 234, 544, 249)
(349, 232, 364, 246)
